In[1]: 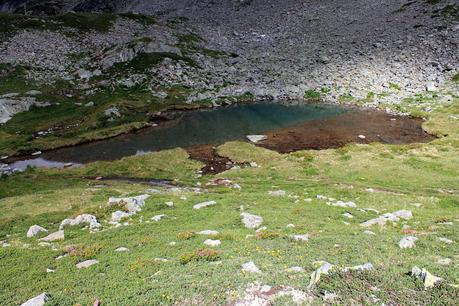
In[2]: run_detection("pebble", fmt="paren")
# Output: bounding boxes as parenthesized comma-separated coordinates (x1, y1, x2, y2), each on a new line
(115, 247, 129, 252)
(151, 214, 167, 222)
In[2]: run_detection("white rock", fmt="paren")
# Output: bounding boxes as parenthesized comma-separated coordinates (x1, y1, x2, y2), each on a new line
(286, 224, 295, 228)
(76, 259, 99, 269)
(343, 212, 353, 219)
(204, 239, 221, 247)
(437, 257, 452, 266)
(361, 210, 412, 227)
(26, 225, 48, 238)
(25, 90, 42, 96)
(411, 266, 443, 288)
(20, 293, 48, 306)
(38, 230, 64, 242)
(363, 230, 376, 235)
(358, 135, 366, 139)
(268, 190, 286, 196)
(59, 214, 101, 230)
(242, 261, 261, 273)
(246, 135, 267, 143)
(399, 236, 418, 249)
(110, 211, 132, 224)
(308, 262, 334, 288)
(292, 234, 309, 242)
(330, 200, 357, 208)
(151, 214, 167, 222)
(438, 237, 453, 244)
(165, 201, 174, 207)
(193, 200, 217, 209)
(197, 230, 219, 235)
(240, 212, 263, 229)
(108, 194, 150, 213)
(115, 247, 129, 252)
(343, 263, 374, 272)
(285, 266, 305, 273)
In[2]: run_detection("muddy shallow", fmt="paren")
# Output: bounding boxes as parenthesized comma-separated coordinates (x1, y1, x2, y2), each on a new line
(7, 102, 434, 171)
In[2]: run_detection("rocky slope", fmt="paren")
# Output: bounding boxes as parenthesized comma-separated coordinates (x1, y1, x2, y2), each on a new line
(0, 0, 457, 156)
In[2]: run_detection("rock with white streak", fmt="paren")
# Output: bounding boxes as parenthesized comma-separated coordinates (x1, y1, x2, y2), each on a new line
(27, 225, 48, 238)
(20, 293, 48, 306)
(59, 214, 101, 230)
(399, 236, 418, 249)
(240, 212, 263, 229)
(242, 261, 261, 273)
(193, 200, 217, 209)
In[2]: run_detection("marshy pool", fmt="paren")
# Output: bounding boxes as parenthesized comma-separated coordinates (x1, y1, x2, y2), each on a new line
(8, 102, 433, 170)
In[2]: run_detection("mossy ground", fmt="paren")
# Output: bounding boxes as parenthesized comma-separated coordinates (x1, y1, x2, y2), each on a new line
(0, 88, 458, 304)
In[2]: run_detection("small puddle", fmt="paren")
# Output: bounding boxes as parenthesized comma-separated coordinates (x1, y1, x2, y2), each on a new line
(6, 102, 433, 172)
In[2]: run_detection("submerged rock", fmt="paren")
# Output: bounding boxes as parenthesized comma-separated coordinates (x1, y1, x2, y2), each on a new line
(20, 292, 48, 306)
(26, 225, 48, 238)
(240, 212, 263, 229)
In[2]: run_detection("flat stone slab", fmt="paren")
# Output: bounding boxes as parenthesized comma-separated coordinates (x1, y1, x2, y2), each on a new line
(76, 259, 99, 269)
(193, 200, 217, 210)
(38, 230, 64, 242)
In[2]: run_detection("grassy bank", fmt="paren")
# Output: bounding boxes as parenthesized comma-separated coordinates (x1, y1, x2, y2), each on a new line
(0, 87, 458, 304)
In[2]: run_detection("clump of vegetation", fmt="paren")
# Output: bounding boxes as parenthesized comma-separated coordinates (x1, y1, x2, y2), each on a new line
(64, 244, 101, 259)
(179, 248, 220, 264)
(255, 230, 281, 239)
(338, 93, 354, 102)
(177, 231, 196, 240)
(453, 73, 459, 83)
(304, 90, 322, 101)
(389, 82, 401, 91)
